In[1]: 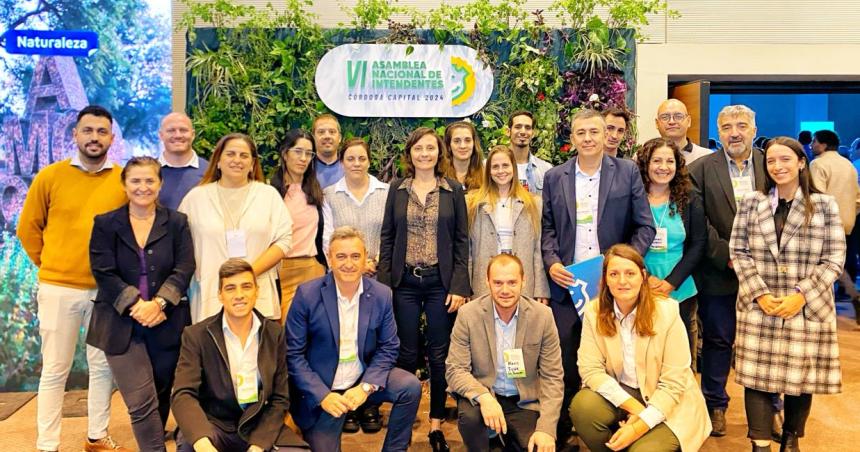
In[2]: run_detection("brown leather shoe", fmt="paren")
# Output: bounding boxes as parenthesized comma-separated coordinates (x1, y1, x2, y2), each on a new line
(83, 436, 131, 452)
(709, 408, 727, 437)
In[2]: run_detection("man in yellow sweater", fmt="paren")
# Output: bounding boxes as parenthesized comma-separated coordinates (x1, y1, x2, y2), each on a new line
(17, 105, 130, 452)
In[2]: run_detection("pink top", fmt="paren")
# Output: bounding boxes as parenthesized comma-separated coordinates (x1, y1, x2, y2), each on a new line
(283, 183, 319, 257)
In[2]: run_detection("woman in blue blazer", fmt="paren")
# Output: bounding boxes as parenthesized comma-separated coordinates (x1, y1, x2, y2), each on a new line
(87, 156, 195, 452)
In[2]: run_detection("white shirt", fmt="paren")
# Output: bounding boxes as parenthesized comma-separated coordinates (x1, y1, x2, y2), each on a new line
(158, 151, 200, 168)
(70, 153, 114, 173)
(331, 279, 365, 390)
(573, 160, 601, 263)
(222, 314, 261, 405)
(595, 302, 666, 429)
(495, 198, 514, 253)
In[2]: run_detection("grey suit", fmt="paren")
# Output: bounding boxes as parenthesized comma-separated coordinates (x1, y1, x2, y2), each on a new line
(446, 294, 564, 446)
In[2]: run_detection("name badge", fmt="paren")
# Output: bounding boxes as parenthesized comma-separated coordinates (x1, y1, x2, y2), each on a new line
(339, 338, 358, 363)
(236, 371, 258, 405)
(576, 198, 594, 225)
(650, 227, 668, 252)
(503, 348, 527, 379)
(731, 176, 753, 202)
(225, 229, 247, 258)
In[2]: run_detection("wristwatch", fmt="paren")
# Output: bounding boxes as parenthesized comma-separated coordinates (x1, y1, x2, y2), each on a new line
(361, 382, 376, 394)
(154, 297, 168, 311)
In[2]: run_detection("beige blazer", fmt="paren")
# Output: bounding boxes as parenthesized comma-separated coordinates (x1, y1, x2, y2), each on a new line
(578, 298, 711, 451)
(446, 295, 564, 437)
(810, 150, 860, 234)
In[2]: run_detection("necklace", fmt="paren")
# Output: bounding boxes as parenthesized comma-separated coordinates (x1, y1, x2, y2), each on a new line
(129, 211, 155, 220)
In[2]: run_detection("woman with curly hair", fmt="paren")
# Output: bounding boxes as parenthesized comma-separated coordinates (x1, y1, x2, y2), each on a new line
(443, 121, 484, 192)
(635, 137, 706, 363)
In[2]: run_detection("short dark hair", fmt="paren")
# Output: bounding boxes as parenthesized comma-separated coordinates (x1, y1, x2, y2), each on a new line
(798, 130, 812, 145)
(218, 258, 256, 290)
(338, 137, 371, 161)
(813, 130, 839, 150)
(486, 253, 524, 279)
(507, 110, 534, 129)
(601, 107, 631, 125)
(121, 156, 162, 183)
(77, 105, 113, 125)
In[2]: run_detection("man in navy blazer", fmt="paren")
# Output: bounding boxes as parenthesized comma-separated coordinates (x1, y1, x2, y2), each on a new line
(540, 109, 655, 442)
(286, 226, 421, 451)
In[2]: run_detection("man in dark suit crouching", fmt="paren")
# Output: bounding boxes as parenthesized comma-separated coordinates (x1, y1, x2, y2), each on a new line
(171, 258, 307, 452)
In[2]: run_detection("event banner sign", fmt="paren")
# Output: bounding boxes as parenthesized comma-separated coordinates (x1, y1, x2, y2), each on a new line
(315, 44, 494, 118)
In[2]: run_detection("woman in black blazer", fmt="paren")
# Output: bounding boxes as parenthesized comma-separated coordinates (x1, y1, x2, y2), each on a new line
(378, 127, 470, 451)
(636, 138, 706, 364)
(87, 156, 195, 452)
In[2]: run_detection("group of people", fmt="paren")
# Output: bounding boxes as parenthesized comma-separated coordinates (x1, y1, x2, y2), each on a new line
(15, 98, 848, 452)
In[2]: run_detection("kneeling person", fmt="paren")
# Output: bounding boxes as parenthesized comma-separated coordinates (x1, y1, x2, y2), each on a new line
(286, 226, 421, 452)
(446, 254, 564, 452)
(171, 259, 306, 452)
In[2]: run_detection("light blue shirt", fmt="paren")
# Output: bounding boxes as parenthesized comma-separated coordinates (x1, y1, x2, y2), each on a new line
(724, 149, 755, 187)
(521, 153, 553, 195)
(644, 202, 697, 302)
(315, 157, 344, 189)
(573, 161, 601, 263)
(492, 304, 519, 397)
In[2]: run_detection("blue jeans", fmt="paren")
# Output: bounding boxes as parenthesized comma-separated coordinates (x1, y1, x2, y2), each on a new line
(301, 367, 421, 452)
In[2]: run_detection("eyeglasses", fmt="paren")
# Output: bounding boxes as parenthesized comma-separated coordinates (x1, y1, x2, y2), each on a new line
(658, 113, 687, 123)
(287, 148, 315, 159)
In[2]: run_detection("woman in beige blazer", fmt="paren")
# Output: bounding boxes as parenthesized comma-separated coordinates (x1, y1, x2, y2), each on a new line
(571, 244, 710, 452)
(466, 145, 550, 301)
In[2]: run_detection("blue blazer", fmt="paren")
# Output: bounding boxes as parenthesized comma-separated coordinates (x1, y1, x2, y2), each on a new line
(541, 155, 655, 302)
(87, 205, 195, 355)
(286, 274, 400, 430)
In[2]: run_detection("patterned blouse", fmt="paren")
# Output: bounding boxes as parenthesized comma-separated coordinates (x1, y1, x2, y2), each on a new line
(400, 177, 452, 267)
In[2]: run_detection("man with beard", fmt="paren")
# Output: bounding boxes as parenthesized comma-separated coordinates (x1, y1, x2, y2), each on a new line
(157, 112, 208, 209)
(17, 105, 130, 452)
(508, 110, 553, 195)
(687, 105, 770, 437)
(313, 114, 344, 188)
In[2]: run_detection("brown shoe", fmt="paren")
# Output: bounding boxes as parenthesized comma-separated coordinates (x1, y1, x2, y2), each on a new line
(83, 436, 132, 452)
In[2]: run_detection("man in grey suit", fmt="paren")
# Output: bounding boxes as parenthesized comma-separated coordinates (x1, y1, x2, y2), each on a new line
(446, 254, 563, 452)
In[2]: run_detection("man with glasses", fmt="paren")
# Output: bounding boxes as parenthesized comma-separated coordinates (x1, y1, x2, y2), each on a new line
(656, 99, 712, 164)
(157, 112, 208, 209)
(312, 114, 344, 188)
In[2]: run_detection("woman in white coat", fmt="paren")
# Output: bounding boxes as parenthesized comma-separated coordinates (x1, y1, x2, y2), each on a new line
(179, 133, 292, 322)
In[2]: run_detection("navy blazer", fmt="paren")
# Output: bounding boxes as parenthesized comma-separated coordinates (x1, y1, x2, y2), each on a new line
(286, 274, 400, 430)
(662, 191, 707, 290)
(87, 205, 195, 355)
(377, 177, 471, 296)
(541, 155, 655, 302)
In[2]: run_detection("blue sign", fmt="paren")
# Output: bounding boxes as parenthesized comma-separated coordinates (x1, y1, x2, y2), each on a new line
(4, 29, 98, 57)
(565, 255, 604, 319)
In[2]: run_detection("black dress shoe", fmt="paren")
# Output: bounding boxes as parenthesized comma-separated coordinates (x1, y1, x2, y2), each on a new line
(359, 404, 382, 433)
(343, 410, 360, 433)
(709, 408, 727, 437)
(779, 432, 800, 452)
(428, 429, 450, 452)
(752, 443, 772, 452)
(852, 298, 860, 325)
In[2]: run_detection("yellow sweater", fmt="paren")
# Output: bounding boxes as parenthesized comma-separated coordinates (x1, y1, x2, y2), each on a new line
(16, 159, 127, 288)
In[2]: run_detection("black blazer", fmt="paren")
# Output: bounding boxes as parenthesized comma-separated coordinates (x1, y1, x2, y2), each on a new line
(377, 177, 471, 296)
(662, 191, 707, 290)
(86, 205, 195, 355)
(171, 310, 306, 449)
(269, 175, 327, 269)
(687, 149, 766, 295)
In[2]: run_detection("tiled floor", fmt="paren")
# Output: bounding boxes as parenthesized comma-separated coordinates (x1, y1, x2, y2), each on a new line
(3, 317, 859, 451)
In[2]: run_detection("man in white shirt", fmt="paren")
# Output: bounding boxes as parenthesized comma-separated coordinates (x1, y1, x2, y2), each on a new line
(286, 227, 421, 451)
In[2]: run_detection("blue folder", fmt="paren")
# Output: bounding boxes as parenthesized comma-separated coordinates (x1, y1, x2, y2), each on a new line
(564, 255, 604, 319)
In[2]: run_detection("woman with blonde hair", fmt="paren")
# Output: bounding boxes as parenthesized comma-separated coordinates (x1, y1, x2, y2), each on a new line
(444, 121, 484, 191)
(571, 244, 710, 452)
(466, 144, 549, 301)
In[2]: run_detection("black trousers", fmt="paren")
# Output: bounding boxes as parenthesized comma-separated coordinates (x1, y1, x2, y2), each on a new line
(678, 296, 698, 369)
(744, 388, 812, 440)
(549, 296, 583, 433)
(457, 395, 538, 452)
